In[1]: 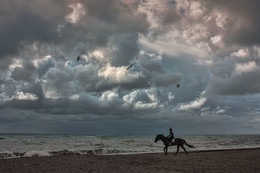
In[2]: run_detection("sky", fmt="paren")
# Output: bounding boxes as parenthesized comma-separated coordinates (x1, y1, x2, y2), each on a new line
(0, 0, 260, 134)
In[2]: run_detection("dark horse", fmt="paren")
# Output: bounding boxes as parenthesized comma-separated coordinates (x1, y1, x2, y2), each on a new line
(154, 134, 195, 155)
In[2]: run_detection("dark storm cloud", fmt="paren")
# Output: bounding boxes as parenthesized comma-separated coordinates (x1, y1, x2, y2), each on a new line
(161, 1, 181, 27)
(207, 69, 260, 96)
(148, 0, 260, 51)
(60, 0, 149, 58)
(152, 0, 260, 97)
(201, 0, 260, 96)
(1, 0, 260, 134)
(202, 0, 260, 46)
(0, 0, 149, 66)
(83, 0, 149, 34)
(11, 61, 36, 82)
(153, 73, 182, 87)
(0, 0, 66, 58)
(109, 34, 140, 66)
(206, 46, 260, 96)
(37, 58, 55, 78)
(0, 0, 151, 96)
(138, 52, 164, 73)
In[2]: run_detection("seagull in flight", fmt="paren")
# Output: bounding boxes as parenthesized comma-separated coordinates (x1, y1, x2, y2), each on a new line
(127, 64, 133, 70)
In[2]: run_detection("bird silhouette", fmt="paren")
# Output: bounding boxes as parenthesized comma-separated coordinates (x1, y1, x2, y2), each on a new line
(127, 64, 133, 70)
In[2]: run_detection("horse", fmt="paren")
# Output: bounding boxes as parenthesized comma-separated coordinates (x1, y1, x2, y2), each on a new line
(154, 134, 195, 155)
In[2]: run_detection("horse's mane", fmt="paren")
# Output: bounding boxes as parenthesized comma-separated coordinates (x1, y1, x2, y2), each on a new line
(157, 134, 165, 137)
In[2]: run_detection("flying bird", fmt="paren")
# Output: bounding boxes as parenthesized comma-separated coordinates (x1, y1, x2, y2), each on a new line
(127, 64, 133, 70)
(77, 56, 81, 61)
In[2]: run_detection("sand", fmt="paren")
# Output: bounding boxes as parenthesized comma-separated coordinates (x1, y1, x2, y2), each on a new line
(0, 148, 259, 173)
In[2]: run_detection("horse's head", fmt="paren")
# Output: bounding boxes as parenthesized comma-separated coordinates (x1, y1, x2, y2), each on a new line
(154, 134, 163, 142)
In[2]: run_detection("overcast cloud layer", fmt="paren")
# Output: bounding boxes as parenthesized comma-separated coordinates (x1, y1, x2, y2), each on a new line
(0, 0, 260, 134)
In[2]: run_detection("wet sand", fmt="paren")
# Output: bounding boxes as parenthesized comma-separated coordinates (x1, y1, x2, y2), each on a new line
(0, 148, 259, 173)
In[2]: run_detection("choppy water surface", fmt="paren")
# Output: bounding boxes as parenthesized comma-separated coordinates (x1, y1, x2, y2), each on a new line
(0, 134, 259, 158)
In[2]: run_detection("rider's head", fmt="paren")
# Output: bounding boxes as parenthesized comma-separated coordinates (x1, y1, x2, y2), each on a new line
(169, 128, 172, 131)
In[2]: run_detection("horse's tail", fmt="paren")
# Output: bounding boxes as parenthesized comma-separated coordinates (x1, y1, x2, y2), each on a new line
(184, 140, 195, 148)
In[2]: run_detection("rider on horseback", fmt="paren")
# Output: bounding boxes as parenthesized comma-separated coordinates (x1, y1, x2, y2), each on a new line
(167, 128, 174, 144)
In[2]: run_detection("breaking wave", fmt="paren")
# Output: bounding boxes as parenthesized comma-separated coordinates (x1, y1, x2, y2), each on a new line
(0, 134, 259, 159)
(0, 149, 139, 159)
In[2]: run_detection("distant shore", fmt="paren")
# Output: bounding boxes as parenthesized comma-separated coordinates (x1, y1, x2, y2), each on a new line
(0, 148, 259, 173)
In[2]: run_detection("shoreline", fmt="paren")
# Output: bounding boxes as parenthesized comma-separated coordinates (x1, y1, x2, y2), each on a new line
(1, 146, 260, 159)
(1, 147, 260, 160)
(0, 148, 259, 172)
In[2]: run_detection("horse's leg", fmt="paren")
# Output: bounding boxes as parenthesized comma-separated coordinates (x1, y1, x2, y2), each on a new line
(163, 146, 167, 155)
(175, 145, 179, 155)
(164, 146, 168, 155)
(181, 145, 188, 155)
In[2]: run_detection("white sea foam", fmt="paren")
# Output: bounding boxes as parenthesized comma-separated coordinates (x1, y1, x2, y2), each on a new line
(23, 151, 51, 157)
(0, 134, 259, 159)
(0, 151, 15, 158)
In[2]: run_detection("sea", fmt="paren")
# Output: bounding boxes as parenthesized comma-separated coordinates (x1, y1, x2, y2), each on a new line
(0, 134, 259, 159)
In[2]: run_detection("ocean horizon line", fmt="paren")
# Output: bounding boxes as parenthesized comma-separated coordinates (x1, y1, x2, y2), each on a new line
(0, 132, 260, 136)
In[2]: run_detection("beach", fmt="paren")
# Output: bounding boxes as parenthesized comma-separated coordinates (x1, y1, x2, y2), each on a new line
(0, 148, 259, 173)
